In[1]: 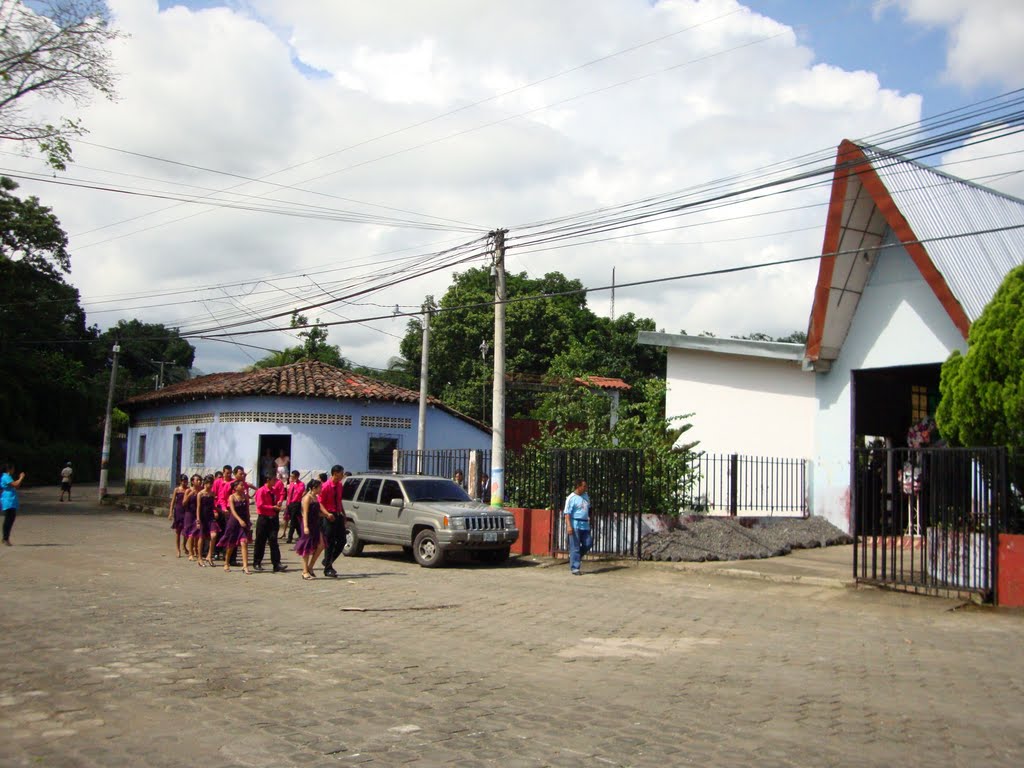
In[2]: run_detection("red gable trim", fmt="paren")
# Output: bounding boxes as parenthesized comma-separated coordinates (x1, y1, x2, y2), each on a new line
(805, 141, 858, 361)
(805, 140, 971, 362)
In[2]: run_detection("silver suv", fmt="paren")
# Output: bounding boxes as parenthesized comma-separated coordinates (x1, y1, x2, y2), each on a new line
(341, 474, 519, 567)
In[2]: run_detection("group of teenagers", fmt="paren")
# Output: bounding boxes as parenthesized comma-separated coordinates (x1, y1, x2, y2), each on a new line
(168, 463, 348, 581)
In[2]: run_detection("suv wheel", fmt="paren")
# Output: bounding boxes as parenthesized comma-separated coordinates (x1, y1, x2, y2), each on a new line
(413, 529, 445, 568)
(343, 525, 364, 557)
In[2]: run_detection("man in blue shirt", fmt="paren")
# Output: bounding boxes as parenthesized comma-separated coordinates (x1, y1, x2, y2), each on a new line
(563, 479, 592, 575)
(2, 463, 26, 546)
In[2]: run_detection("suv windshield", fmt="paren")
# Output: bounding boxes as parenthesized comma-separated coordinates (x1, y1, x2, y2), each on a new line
(403, 479, 471, 503)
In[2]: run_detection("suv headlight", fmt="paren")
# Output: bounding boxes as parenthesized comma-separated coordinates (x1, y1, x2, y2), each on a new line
(504, 516, 517, 529)
(448, 516, 466, 530)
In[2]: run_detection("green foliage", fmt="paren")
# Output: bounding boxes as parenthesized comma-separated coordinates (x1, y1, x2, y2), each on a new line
(936, 265, 1024, 448)
(96, 319, 196, 395)
(400, 267, 666, 420)
(0, 175, 71, 276)
(252, 311, 346, 370)
(0, 0, 122, 169)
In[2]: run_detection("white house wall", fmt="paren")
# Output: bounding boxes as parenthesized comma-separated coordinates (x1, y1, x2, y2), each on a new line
(813, 230, 967, 531)
(125, 395, 489, 496)
(665, 349, 815, 458)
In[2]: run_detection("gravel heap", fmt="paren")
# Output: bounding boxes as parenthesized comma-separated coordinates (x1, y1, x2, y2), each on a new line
(640, 516, 852, 562)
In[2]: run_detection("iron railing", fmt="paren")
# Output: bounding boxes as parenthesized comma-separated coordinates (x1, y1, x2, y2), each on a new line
(853, 446, 1007, 599)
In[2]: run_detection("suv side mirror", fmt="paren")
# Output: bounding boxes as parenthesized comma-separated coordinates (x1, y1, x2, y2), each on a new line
(390, 498, 404, 509)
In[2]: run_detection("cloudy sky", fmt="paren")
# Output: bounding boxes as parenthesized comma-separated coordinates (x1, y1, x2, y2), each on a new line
(6, 0, 1024, 374)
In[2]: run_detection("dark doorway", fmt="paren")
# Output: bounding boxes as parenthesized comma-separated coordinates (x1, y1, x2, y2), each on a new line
(368, 436, 399, 472)
(852, 363, 941, 444)
(171, 434, 183, 482)
(258, 434, 292, 485)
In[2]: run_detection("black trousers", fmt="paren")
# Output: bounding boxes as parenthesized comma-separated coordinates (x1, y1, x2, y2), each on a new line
(286, 502, 301, 542)
(2, 508, 15, 541)
(253, 515, 281, 568)
(321, 514, 345, 571)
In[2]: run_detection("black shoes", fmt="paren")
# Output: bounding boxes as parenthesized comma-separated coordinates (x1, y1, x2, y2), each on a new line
(323, 568, 338, 578)
(253, 564, 264, 572)
(273, 565, 288, 573)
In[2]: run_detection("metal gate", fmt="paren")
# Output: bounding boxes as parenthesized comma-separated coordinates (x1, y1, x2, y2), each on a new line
(853, 446, 1006, 600)
(550, 449, 644, 558)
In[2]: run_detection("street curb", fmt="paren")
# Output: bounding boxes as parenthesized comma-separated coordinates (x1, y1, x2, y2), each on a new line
(664, 561, 854, 589)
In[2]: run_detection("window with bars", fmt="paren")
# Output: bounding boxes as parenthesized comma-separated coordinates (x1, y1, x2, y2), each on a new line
(192, 432, 206, 465)
(911, 385, 929, 422)
(361, 415, 412, 430)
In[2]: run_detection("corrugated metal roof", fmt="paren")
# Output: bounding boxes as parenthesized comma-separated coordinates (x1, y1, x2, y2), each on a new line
(859, 143, 1024, 321)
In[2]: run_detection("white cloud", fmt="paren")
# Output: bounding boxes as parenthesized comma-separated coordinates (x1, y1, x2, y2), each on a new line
(8, 0, 1017, 379)
(882, 0, 1024, 88)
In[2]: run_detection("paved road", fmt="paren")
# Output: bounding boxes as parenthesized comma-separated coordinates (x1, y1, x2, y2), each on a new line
(1, 492, 1023, 767)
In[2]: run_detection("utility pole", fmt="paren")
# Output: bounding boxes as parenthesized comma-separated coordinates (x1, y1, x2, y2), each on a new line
(150, 359, 175, 389)
(99, 343, 121, 500)
(610, 266, 616, 321)
(490, 229, 508, 507)
(416, 299, 432, 473)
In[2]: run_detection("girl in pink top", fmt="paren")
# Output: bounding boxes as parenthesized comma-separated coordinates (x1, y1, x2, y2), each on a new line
(283, 470, 304, 543)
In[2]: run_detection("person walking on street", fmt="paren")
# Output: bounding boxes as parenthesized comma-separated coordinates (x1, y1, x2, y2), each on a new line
(168, 474, 188, 558)
(2, 463, 25, 546)
(219, 479, 253, 574)
(318, 464, 346, 578)
(283, 470, 304, 543)
(564, 479, 592, 576)
(295, 478, 324, 580)
(253, 474, 287, 572)
(59, 462, 73, 502)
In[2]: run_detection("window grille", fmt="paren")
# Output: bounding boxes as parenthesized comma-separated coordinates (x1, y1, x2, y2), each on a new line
(361, 415, 412, 430)
(219, 411, 351, 426)
(192, 432, 206, 465)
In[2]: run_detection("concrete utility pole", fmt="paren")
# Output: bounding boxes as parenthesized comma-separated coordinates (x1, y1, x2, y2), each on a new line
(98, 343, 121, 500)
(490, 229, 508, 507)
(416, 299, 432, 473)
(150, 359, 175, 389)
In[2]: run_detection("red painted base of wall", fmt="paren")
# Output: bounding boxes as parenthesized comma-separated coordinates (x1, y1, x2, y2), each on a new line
(998, 534, 1024, 607)
(508, 508, 554, 556)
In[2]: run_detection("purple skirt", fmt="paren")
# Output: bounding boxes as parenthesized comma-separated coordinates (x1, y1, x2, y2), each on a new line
(218, 512, 251, 549)
(182, 509, 198, 539)
(171, 503, 185, 533)
(293, 509, 322, 557)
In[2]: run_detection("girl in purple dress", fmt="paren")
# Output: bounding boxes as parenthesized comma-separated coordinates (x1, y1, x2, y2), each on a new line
(196, 474, 219, 567)
(294, 479, 324, 581)
(182, 474, 201, 562)
(167, 475, 188, 558)
(220, 479, 253, 574)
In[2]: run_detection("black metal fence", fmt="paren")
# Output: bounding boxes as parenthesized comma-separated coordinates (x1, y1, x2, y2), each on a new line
(647, 452, 808, 516)
(549, 449, 644, 557)
(853, 446, 1009, 599)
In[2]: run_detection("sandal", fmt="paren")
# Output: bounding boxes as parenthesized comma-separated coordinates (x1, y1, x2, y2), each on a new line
(243, 568, 253, 575)
(302, 572, 313, 580)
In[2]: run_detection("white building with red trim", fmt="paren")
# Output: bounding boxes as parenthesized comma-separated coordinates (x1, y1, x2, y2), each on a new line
(641, 140, 1024, 531)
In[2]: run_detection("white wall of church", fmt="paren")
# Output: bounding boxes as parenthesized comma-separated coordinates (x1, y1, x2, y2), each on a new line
(813, 230, 967, 531)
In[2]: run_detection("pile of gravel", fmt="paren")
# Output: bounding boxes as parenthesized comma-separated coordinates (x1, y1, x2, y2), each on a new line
(639, 516, 852, 563)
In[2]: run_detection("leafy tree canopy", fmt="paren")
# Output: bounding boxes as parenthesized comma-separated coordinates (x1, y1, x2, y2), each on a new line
(0, 0, 121, 169)
(936, 265, 1024, 448)
(97, 319, 196, 394)
(0, 175, 70, 276)
(399, 267, 666, 419)
(252, 312, 346, 370)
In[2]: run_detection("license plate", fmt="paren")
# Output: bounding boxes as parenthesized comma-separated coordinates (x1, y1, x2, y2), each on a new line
(483, 532, 497, 542)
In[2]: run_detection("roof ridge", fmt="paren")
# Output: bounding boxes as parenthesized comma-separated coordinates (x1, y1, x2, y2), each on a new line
(851, 138, 1024, 208)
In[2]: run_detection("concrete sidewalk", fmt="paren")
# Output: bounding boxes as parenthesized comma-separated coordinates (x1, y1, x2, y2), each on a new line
(659, 544, 856, 588)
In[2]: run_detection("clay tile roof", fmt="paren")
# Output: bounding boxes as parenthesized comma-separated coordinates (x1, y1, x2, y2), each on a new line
(122, 360, 487, 430)
(574, 375, 632, 391)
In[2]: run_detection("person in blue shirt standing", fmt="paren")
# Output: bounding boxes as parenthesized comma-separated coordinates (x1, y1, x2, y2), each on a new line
(2, 462, 26, 546)
(564, 479, 592, 575)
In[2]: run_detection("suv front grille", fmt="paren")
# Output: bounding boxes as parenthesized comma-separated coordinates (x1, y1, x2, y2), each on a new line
(464, 516, 509, 531)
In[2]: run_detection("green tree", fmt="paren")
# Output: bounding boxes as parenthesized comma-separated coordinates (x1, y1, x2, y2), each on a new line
(97, 319, 196, 395)
(936, 265, 1024, 448)
(0, 176, 98, 445)
(252, 312, 346, 370)
(400, 267, 665, 421)
(0, 0, 121, 169)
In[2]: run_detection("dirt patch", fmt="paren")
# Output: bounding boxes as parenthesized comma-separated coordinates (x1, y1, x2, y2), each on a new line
(640, 516, 852, 562)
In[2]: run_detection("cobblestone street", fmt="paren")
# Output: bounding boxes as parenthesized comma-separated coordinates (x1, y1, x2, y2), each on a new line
(2, 492, 1023, 767)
